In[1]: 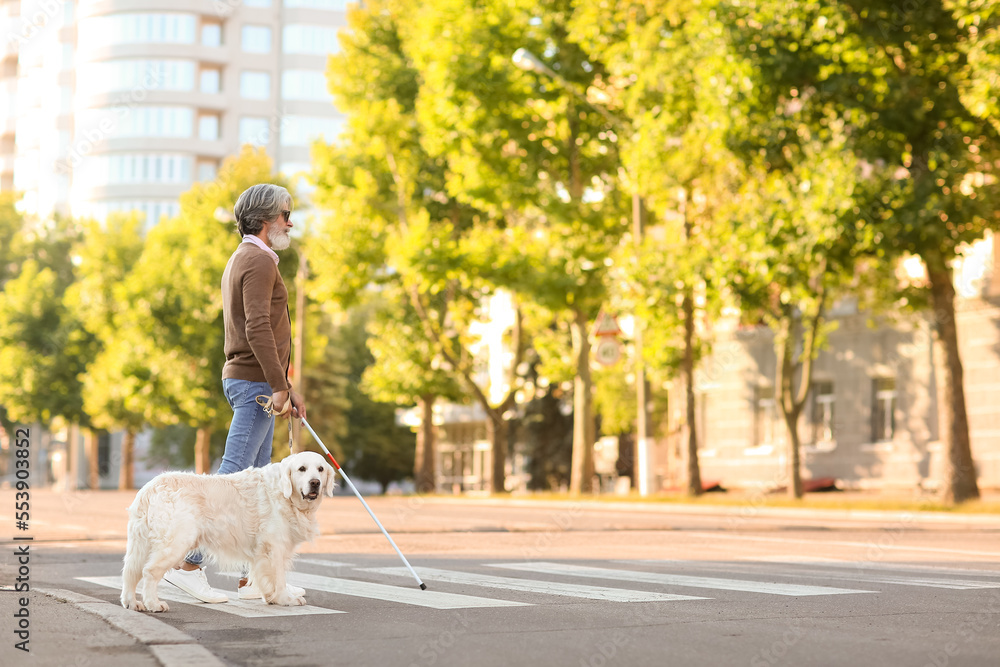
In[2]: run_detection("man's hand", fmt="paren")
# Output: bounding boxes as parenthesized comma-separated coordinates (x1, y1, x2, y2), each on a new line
(289, 390, 307, 421)
(271, 390, 290, 416)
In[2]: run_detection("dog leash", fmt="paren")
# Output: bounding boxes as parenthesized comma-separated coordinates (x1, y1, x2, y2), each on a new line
(255, 395, 294, 452)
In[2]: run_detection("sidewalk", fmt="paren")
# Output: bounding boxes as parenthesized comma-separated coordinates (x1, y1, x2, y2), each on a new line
(0, 588, 160, 667)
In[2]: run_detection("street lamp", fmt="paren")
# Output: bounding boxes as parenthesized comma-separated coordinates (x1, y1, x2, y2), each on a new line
(512, 48, 653, 496)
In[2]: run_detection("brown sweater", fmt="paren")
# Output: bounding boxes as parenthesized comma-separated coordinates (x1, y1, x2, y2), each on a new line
(221, 242, 292, 392)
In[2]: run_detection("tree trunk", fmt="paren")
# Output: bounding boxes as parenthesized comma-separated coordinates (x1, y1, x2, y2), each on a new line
(85, 429, 100, 490)
(195, 427, 212, 474)
(118, 430, 135, 490)
(487, 413, 508, 494)
(67, 423, 80, 491)
(927, 258, 980, 503)
(777, 320, 804, 499)
(570, 309, 595, 494)
(682, 288, 702, 497)
(415, 394, 436, 493)
(776, 292, 825, 500)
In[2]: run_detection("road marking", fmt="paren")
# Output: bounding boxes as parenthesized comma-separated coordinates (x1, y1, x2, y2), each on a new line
(490, 563, 876, 596)
(362, 566, 710, 603)
(683, 532, 1000, 558)
(734, 555, 848, 564)
(731, 558, 1000, 590)
(739, 558, 1000, 579)
(78, 576, 343, 618)
(284, 571, 530, 609)
(296, 558, 354, 569)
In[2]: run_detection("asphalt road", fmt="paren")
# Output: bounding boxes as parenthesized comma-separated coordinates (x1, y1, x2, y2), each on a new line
(3, 492, 1000, 667)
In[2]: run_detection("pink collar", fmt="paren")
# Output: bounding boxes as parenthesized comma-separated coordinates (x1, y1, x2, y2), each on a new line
(241, 234, 279, 265)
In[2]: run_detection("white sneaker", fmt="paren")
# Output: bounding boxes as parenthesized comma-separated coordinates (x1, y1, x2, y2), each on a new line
(163, 568, 228, 604)
(238, 580, 306, 600)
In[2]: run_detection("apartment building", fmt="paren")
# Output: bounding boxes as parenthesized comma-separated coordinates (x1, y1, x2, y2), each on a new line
(4, 0, 347, 227)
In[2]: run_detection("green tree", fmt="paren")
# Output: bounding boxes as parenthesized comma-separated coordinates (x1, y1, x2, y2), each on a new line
(406, 0, 627, 493)
(571, 0, 739, 495)
(363, 294, 465, 492)
(0, 260, 93, 426)
(0, 192, 25, 286)
(722, 0, 1000, 502)
(313, 0, 526, 493)
(0, 215, 93, 430)
(328, 305, 418, 492)
(69, 214, 147, 489)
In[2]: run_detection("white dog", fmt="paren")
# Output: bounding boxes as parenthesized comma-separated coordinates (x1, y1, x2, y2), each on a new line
(120, 451, 335, 612)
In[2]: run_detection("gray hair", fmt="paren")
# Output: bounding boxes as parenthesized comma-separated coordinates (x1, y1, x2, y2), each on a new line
(233, 184, 292, 236)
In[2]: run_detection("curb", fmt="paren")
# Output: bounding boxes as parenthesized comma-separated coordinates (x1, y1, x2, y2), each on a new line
(37, 588, 225, 667)
(421, 496, 1000, 527)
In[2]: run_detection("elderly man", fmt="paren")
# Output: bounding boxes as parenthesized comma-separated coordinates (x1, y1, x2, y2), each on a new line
(163, 183, 307, 603)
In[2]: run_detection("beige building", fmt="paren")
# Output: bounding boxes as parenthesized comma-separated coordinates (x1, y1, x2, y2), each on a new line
(3, 0, 346, 226)
(660, 234, 1000, 493)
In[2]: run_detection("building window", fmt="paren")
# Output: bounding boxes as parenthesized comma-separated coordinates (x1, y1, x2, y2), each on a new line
(281, 70, 332, 101)
(279, 115, 343, 146)
(811, 381, 835, 443)
(200, 68, 221, 94)
(242, 25, 271, 53)
(77, 154, 192, 187)
(202, 23, 222, 47)
(198, 114, 220, 140)
(284, 0, 350, 8)
(872, 378, 896, 442)
(240, 71, 271, 99)
(78, 14, 197, 50)
(197, 161, 218, 182)
(77, 106, 194, 138)
(282, 25, 340, 55)
(77, 60, 196, 94)
(754, 385, 776, 446)
(239, 117, 270, 145)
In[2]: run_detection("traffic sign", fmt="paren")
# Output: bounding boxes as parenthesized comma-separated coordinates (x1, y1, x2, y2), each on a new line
(592, 310, 622, 338)
(595, 337, 622, 366)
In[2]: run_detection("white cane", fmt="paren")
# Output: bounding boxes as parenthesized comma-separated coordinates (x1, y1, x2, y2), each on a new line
(300, 417, 427, 590)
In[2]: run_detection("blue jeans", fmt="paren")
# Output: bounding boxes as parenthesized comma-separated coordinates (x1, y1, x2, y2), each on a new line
(185, 379, 276, 567)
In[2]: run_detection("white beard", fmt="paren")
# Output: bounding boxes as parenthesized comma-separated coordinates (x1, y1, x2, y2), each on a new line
(268, 225, 290, 251)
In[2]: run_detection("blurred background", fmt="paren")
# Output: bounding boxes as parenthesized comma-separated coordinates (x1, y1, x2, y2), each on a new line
(0, 0, 997, 505)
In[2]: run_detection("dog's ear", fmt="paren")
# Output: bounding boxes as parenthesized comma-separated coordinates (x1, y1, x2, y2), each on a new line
(280, 461, 294, 499)
(324, 465, 337, 497)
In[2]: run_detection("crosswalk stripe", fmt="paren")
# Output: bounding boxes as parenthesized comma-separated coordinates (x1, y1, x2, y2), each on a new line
(490, 562, 877, 597)
(739, 557, 1000, 580)
(77, 576, 343, 618)
(284, 571, 530, 609)
(361, 567, 710, 603)
(731, 559, 1000, 590)
(296, 558, 354, 569)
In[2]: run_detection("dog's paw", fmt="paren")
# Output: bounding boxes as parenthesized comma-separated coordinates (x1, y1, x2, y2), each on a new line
(122, 599, 147, 612)
(147, 600, 169, 613)
(269, 594, 306, 607)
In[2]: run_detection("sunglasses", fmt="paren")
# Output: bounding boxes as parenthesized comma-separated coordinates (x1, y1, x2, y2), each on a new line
(281, 210, 291, 222)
